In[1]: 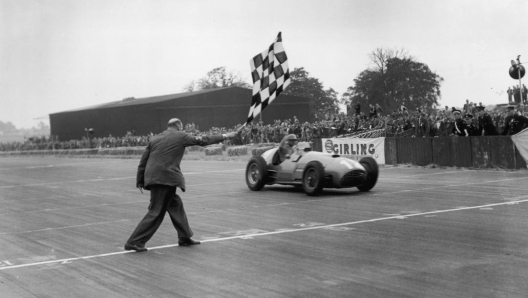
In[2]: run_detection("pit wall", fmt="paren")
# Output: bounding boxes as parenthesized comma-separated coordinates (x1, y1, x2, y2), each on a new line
(312, 136, 527, 169)
(2, 137, 527, 169)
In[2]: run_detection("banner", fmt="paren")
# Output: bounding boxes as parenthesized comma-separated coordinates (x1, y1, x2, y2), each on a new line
(321, 137, 385, 164)
(511, 128, 528, 166)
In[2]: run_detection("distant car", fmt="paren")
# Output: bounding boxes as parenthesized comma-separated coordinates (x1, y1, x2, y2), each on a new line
(245, 142, 379, 196)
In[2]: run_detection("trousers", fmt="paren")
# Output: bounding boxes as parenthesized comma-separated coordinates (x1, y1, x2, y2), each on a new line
(127, 184, 193, 246)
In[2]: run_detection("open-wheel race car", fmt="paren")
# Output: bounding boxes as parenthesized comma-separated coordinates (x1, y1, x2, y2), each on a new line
(245, 139, 379, 196)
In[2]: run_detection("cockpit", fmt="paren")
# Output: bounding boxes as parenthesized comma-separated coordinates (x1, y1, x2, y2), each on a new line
(272, 134, 311, 165)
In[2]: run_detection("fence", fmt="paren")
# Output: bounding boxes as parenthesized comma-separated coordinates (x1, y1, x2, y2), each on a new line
(313, 136, 527, 169)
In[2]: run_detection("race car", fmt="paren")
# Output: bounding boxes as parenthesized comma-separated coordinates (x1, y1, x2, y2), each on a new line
(245, 140, 379, 196)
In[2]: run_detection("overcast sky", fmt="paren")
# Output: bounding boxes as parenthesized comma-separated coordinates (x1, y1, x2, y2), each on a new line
(1, 0, 527, 128)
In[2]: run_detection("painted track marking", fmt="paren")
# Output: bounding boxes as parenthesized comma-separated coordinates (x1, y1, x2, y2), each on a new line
(1, 198, 528, 271)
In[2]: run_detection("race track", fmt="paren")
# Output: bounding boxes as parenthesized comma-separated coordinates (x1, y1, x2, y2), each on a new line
(1, 156, 528, 298)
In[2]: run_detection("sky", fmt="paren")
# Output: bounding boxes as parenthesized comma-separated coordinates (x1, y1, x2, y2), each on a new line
(1, 0, 528, 129)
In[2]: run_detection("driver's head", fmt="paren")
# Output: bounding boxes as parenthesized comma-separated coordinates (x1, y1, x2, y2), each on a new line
(283, 134, 298, 148)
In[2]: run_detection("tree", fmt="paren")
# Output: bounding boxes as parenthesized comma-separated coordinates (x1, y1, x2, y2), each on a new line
(342, 48, 443, 114)
(37, 121, 49, 130)
(283, 67, 340, 119)
(182, 67, 251, 92)
(0, 121, 17, 133)
(181, 80, 196, 93)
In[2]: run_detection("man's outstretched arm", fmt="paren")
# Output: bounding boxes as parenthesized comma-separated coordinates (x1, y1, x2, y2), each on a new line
(183, 132, 237, 147)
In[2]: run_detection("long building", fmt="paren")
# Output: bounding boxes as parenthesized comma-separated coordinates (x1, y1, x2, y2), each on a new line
(49, 86, 312, 140)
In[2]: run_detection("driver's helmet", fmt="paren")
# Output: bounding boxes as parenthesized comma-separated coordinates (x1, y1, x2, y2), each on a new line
(282, 134, 298, 148)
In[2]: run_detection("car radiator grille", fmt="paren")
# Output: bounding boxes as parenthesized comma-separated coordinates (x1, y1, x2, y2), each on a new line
(339, 169, 367, 187)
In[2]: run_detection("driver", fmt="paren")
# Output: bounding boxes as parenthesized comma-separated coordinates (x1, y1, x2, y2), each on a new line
(277, 134, 298, 164)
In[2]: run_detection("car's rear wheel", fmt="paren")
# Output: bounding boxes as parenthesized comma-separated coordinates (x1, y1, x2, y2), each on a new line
(357, 157, 379, 192)
(302, 161, 325, 196)
(246, 156, 268, 191)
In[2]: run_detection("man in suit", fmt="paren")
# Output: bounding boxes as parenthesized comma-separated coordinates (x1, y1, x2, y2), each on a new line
(463, 99, 470, 114)
(503, 105, 528, 135)
(417, 112, 430, 137)
(476, 105, 498, 136)
(464, 114, 480, 136)
(124, 118, 237, 252)
(452, 110, 468, 137)
(502, 105, 517, 135)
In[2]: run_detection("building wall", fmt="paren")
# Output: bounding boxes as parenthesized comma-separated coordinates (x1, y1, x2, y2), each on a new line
(50, 87, 311, 140)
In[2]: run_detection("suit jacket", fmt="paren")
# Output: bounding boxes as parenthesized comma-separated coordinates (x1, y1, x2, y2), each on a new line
(501, 115, 514, 135)
(443, 120, 453, 137)
(431, 120, 444, 137)
(452, 118, 468, 136)
(510, 114, 528, 135)
(418, 115, 430, 136)
(479, 113, 499, 135)
(137, 129, 224, 191)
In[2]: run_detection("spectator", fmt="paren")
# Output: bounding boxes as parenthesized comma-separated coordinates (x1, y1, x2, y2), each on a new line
(375, 103, 383, 117)
(368, 104, 376, 119)
(452, 110, 469, 137)
(463, 99, 470, 114)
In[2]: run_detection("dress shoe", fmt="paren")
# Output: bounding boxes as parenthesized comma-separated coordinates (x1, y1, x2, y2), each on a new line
(124, 242, 148, 252)
(178, 238, 201, 246)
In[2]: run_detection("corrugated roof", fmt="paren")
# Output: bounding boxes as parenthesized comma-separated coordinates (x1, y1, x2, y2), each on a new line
(52, 87, 241, 114)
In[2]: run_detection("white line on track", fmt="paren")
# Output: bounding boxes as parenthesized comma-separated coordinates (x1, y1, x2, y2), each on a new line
(1, 198, 528, 271)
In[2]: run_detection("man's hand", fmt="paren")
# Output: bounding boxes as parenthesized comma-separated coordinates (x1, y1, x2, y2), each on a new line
(137, 183, 144, 194)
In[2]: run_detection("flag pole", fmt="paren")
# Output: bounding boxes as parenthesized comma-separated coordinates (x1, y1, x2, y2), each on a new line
(517, 56, 523, 104)
(236, 123, 247, 133)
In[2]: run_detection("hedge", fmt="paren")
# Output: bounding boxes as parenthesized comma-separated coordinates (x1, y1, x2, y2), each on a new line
(257, 143, 277, 148)
(252, 146, 276, 156)
(204, 147, 223, 156)
(227, 146, 248, 156)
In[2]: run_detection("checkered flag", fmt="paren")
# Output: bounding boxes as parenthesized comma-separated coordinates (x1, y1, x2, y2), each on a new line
(246, 32, 291, 124)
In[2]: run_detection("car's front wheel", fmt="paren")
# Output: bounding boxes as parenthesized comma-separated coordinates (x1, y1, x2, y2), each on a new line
(246, 156, 268, 191)
(357, 157, 379, 192)
(302, 161, 325, 196)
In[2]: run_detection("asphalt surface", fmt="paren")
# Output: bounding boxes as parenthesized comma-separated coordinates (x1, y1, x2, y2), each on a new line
(1, 156, 528, 298)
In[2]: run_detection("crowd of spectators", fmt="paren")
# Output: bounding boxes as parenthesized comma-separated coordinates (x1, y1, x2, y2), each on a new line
(508, 85, 528, 104)
(1, 101, 527, 152)
(233, 101, 528, 143)
(0, 133, 151, 152)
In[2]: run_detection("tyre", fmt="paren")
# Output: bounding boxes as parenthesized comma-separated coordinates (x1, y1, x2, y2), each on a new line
(357, 157, 379, 192)
(302, 161, 325, 196)
(246, 156, 268, 191)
